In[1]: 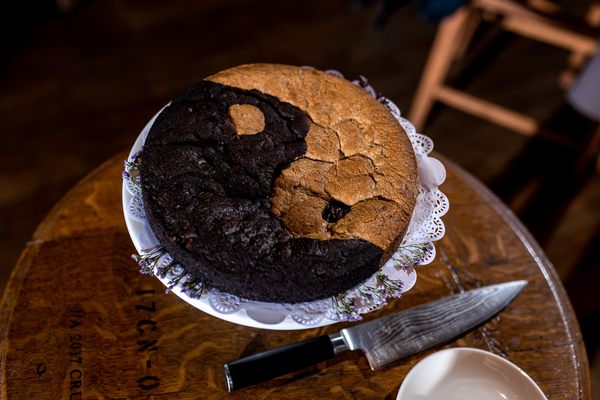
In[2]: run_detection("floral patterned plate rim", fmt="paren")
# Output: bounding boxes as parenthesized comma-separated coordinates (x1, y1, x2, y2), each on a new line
(122, 70, 448, 330)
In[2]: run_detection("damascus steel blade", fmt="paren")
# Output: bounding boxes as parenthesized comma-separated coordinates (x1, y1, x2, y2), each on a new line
(340, 280, 527, 370)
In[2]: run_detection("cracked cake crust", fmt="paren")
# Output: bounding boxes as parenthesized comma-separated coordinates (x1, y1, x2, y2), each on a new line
(141, 64, 419, 303)
(208, 64, 419, 256)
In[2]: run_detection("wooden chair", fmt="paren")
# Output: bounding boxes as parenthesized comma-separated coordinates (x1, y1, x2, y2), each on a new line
(409, 0, 599, 136)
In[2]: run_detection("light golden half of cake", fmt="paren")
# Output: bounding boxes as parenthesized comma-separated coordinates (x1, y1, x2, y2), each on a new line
(208, 64, 419, 260)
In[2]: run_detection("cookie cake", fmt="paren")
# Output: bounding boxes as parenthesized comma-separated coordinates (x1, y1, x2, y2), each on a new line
(137, 64, 419, 304)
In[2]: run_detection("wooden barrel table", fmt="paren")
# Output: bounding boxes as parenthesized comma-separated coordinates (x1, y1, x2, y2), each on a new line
(0, 153, 591, 399)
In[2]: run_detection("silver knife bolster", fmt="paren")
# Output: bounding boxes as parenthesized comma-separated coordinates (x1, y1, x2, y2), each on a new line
(328, 331, 350, 354)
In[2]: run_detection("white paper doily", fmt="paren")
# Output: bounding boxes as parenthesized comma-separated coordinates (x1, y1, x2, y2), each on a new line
(122, 71, 448, 330)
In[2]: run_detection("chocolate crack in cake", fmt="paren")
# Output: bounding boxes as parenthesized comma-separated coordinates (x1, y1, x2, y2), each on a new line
(140, 64, 419, 303)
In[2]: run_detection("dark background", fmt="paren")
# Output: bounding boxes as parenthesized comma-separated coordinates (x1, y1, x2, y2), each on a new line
(1, 0, 598, 395)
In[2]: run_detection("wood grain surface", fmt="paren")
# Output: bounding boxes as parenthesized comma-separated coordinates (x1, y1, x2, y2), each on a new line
(0, 152, 591, 399)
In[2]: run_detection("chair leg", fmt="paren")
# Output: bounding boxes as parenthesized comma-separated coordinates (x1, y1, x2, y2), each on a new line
(586, 2, 600, 28)
(409, 6, 478, 131)
(576, 126, 600, 176)
(455, 11, 482, 60)
(560, 51, 588, 89)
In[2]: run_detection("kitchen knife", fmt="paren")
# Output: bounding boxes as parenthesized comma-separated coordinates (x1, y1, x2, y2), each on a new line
(223, 280, 527, 391)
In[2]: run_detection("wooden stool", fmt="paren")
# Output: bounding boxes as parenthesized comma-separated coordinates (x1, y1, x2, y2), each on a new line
(409, 0, 599, 135)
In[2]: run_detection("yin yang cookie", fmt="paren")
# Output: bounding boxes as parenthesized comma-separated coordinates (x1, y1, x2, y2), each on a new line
(140, 64, 418, 303)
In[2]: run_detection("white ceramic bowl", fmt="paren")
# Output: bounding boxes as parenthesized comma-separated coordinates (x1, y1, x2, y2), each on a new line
(397, 348, 547, 400)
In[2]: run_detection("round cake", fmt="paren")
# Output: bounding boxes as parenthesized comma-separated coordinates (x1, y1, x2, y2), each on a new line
(140, 64, 419, 303)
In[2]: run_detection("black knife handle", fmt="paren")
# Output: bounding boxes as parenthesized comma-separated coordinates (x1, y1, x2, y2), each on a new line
(224, 335, 336, 391)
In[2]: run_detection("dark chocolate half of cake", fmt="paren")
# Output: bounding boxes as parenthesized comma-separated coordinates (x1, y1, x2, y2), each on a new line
(140, 81, 383, 303)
